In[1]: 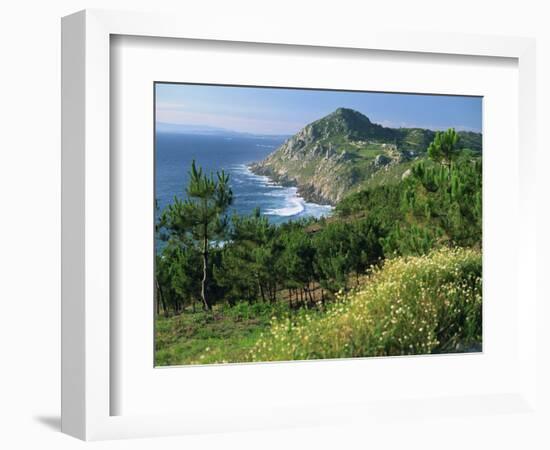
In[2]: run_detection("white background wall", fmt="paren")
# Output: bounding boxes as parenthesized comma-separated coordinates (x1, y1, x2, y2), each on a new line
(0, 1, 548, 449)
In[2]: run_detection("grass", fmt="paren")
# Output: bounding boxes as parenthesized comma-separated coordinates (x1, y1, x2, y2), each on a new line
(155, 302, 289, 366)
(155, 247, 482, 366)
(360, 159, 418, 188)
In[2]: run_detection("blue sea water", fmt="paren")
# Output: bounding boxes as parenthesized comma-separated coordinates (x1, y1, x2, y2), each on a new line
(155, 133, 333, 226)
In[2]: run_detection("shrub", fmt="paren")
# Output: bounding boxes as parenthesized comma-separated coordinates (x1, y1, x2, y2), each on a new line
(247, 247, 482, 362)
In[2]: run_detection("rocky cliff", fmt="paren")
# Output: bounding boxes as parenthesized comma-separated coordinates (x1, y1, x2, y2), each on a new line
(249, 108, 481, 205)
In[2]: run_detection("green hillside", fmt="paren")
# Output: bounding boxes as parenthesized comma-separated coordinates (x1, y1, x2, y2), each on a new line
(249, 107, 481, 204)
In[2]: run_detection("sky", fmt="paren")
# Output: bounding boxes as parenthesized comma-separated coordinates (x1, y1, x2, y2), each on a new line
(155, 83, 482, 136)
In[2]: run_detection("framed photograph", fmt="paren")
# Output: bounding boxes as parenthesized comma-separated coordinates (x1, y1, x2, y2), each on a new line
(62, 9, 538, 441)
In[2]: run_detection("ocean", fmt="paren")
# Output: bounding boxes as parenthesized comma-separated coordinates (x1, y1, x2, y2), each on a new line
(155, 133, 333, 226)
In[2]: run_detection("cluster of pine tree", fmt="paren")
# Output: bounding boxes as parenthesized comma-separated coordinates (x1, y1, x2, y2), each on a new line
(156, 203, 384, 314)
(337, 145, 482, 255)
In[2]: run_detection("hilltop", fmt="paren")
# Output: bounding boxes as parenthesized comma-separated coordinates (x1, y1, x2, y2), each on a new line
(249, 108, 482, 204)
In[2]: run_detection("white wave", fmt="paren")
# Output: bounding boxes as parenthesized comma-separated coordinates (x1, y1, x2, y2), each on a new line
(228, 164, 250, 174)
(265, 189, 305, 217)
(230, 164, 271, 183)
(263, 190, 288, 197)
(265, 202, 305, 217)
(230, 163, 332, 220)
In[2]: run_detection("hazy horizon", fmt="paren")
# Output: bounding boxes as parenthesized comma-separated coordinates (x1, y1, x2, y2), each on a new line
(156, 83, 483, 136)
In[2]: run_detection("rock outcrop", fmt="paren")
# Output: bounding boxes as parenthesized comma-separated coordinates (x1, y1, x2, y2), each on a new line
(249, 108, 482, 205)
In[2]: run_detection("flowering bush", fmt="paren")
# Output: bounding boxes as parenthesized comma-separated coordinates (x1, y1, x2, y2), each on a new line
(247, 247, 482, 362)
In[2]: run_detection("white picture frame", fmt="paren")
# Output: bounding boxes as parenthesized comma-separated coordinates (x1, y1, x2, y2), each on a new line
(61, 9, 539, 441)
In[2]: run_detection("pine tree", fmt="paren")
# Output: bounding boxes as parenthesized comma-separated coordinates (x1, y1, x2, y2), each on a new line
(160, 160, 232, 310)
(427, 128, 460, 167)
(281, 228, 316, 305)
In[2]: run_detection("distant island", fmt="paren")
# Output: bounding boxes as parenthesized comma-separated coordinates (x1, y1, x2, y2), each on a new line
(156, 121, 291, 140)
(250, 107, 482, 205)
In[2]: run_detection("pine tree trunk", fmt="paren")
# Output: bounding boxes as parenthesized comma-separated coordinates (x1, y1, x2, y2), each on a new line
(307, 284, 314, 303)
(201, 231, 211, 311)
(257, 277, 266, 303)
(155, 278, 165, 315)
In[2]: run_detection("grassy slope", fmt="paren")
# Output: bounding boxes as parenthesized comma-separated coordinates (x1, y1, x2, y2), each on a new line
(156, 247, 482, 365)
(155, 302, 287, 366)
(248, 247, 482, 362)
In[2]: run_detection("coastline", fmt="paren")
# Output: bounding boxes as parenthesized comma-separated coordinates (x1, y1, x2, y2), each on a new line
(247, 162, 336, 207)
(242, 163, 333, 219)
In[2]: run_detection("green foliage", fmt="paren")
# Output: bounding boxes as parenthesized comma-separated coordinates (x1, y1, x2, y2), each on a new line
(161, 161, 233, 241)
(214, 208, 282, 305)
(394, 159, 482, 250)
(155, 301, 290, 365)
(427, 128, 460, 166)
(156, 240, 202, 313)
(336, 183, 403, 219)
(455, 131, 483, 153)
(313, 218, 382, 293)
(313, 222, 352, 292)
(336, 157, 482, 255)
(279, 226, 316, 290)
(159, 160, 233, 310)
